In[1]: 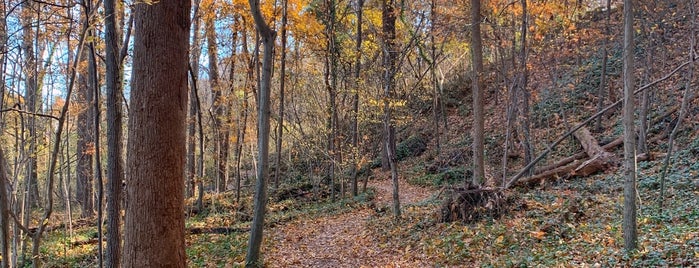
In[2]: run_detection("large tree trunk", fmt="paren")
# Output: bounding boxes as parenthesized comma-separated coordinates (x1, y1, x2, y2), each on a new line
(245, 0, 274, 265)
(123, 1, 190, 266)
(622, 0, 637, 252)
(470, 0, 486, 186)
(104, 0, 126, 265)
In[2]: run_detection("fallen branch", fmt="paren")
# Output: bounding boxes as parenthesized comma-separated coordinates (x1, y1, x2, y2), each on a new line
(504, 57, 697, 189)
(188, 227, 249, 235)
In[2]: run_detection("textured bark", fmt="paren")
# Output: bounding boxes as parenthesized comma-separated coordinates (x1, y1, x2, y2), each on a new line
(470, 0, 485, 186)
(123, 1, 190, 266)
(622, 0, 637, 252)
(22, 0, 39, 210)
(573, 126, 614, 165)
(76, 47, 95, 218)
(245, 0, 274, 265)
(104, 0, 125, 265)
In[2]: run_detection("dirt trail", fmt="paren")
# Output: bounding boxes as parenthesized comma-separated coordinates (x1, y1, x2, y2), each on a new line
(264, 177, 433, 267)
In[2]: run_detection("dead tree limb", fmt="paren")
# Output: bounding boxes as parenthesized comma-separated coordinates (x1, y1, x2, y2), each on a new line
(504, 57, 697, 189)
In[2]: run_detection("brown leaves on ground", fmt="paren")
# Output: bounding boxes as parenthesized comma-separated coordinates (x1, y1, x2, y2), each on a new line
(264, 176, 433, 267)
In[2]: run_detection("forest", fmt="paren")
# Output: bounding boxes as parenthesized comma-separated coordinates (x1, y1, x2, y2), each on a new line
(0, 0, 697, 267)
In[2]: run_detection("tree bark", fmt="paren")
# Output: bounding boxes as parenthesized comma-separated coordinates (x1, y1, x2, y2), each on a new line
(382, 0, 400, 219)
(204, 7, 229, 193)
(622, 0, 637, 252)
(245, 0, 274, 265)
(350, 0, 364, 197)
(470, 0, 485, 186)
(22, 0, 40, 211)
(104, 0, 126, 265)
(123, 1, 190, 266)
(518, 0, 534, 175)
(595, 0, 611, 133)
(274, 0, 288, 190)
(76, 46, 95, 218)
(0, 147, 10, 268)
(187, 0, 203, 199)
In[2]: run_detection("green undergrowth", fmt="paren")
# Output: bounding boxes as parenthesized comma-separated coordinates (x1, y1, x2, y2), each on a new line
(365, 138, 699, 267)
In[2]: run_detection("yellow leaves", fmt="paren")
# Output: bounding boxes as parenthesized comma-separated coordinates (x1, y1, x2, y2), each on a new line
(495, 234, 505, 244)
(530, 230, 546, 240)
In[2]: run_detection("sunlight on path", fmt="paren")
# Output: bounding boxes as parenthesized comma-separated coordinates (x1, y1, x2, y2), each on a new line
(264, 177, 434, 267)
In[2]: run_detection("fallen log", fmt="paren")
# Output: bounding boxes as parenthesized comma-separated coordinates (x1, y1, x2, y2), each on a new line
(518, 153, 652, 186)
(505, 57, 697, 189)
(188, 227, 249, 235)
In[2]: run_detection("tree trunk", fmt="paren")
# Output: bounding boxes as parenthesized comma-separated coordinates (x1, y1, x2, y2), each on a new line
(245, 0, 274, 265)
(0, 148, 10, 268)
(324, 0, 338, 200)
(22, 0, 39, 211)
(274, 0, 288, 190)
(76, 46, 95, 218)
(187, 0, 203, 199)
(204, 9, 228, 193)
(594, 0, 611, 133)
(518, 0, 534, 175)
(123, 1, 190, 266)
(622, 0, 637, 252)
(382, 0, 400, 219)
(104, 0, 126, 265)
(350, 0, 364, 197)
(659, 0, 696, 213)
(470, 0, 485, 186)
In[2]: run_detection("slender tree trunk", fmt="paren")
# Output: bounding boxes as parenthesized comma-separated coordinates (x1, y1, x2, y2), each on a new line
(246, 0, 274, 264)
(659, 0, 696, 213)
(323, 0, 338, 200)
(518, 0, 533, 175)
(381, 0, 400, 219)
(76, 45, 95, 218)
(187, 0, 202, 199)
(350, 0, 364, 197)
(204, 9, 228, 193)
(274, 0, 288, 190)
(0, 148, 10, 268)
(104, 0, 125, 264)
(470, 0, 485, 186)
(22, 0, 39, 210)
(638, 49, 653, 154)
(595, 0, 611, 133)
(122, 1, 190, 266)
(622, 0, 637, 252)
(236, 25, 253, 204)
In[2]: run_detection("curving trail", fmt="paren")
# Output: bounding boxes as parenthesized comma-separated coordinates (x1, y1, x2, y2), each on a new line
(264, 176, 433, 267)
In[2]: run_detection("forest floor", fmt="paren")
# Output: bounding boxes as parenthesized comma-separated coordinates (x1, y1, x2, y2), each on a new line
(263, 173, 434, 267)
